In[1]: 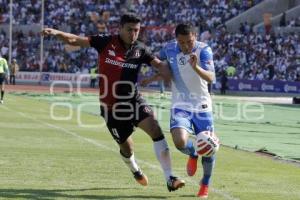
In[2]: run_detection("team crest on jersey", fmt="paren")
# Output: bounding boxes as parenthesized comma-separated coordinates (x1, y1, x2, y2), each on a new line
(179, 56, 186, 65)
(108, 50, 116, 57)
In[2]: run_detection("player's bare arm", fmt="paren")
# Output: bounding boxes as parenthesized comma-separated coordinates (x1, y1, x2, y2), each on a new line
(189, 53, 214, 83)
(150, 58, 172, 83)
(42, 28, 90, 47)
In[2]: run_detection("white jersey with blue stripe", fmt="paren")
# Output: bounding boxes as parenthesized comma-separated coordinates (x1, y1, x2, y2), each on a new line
(160, 40, 215, 112)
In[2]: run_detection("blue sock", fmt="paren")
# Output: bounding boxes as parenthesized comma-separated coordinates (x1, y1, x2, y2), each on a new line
(201, 155, 216, 185)
(178, 139, 198, 158)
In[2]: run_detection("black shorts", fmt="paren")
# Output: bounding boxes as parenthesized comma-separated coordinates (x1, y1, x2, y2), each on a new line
(0, 73, 5, 84)
(100, 95, 153, 144)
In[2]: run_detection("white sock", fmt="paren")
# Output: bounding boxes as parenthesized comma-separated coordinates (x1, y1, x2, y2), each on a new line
(120, 152, 140, 173)
(153, 138, 173, 181)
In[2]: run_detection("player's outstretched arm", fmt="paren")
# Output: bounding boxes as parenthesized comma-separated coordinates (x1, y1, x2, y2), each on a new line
(41, 28, 90, 47)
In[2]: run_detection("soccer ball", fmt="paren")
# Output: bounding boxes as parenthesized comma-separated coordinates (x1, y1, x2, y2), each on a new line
(195, 131, 220, 157)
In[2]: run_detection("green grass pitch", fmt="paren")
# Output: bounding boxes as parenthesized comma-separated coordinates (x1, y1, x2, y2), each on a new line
(0, 92, 299, 200)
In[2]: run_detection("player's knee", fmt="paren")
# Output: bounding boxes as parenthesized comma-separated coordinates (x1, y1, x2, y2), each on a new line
(120, 148, 133, 158)
(171, 133, 187, 150)
(149, 121, 164, 138)
(174, 139, 186, 150)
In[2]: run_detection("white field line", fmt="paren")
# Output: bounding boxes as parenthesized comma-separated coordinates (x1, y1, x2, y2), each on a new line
(1, 105, 239, 200)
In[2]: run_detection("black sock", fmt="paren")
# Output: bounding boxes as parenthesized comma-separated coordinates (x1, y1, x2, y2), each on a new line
(152, 135, 165, 142)
(1, 90, 4, 100)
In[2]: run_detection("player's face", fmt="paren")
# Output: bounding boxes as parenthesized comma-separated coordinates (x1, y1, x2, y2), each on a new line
(176, 32, 196, 54)
(120, 23, 140, 46)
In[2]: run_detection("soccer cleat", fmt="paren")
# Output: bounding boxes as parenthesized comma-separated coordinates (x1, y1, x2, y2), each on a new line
(197, 184, 209, 199)
(167, 176, 185, 192)
(0, 100, 3, 104)
(187, 156, 198, 176)
(133, 169, 148, 186)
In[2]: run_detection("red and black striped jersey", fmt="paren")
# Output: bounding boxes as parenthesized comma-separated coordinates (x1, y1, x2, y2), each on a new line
(89, 34, 154, 108)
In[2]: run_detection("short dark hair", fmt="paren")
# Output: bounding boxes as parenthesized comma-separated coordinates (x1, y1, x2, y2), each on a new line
(175, 24, 196, 37)
(120, 13, 141, 26)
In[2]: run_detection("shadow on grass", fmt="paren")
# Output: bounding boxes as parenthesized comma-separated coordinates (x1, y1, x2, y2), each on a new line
(0, 188, 169, 199)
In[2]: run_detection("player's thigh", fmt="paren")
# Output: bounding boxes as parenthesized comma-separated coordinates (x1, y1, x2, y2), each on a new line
(192, 111, 214, 134)
(170, 108, 193, 133)
(135, 97, 163, 139)
(170, 108, 193, 148)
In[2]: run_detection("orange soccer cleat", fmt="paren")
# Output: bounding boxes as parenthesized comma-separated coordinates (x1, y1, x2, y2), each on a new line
(197, 184, 209, 199)
(186, 156, 198, 176)
(133, 169, 148, 186)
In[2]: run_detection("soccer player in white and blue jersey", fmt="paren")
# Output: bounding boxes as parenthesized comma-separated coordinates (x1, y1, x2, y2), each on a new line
(160, 24, 216, 198)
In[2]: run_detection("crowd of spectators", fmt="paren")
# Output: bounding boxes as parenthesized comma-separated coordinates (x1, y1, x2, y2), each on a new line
(0, 0, 10, 23)
(133, 0, 263, 31)
(1, 0, 300, 81)
(286, 17, 300, 27)
(211, 26, 300, 81)
(0, 29, 98, 72)
(0, 0, 41, 24)
(0, 0, 125, 72)
(280, 13, 300, 27)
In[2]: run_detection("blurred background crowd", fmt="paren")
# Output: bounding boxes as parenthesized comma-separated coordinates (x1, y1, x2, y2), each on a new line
(0, 0, 299, 81)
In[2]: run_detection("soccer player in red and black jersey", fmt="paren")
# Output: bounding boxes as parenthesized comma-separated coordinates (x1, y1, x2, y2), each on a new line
(42, 13, 185, 191)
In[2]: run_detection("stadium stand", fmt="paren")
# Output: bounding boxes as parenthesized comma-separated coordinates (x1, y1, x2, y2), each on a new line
(0, 0, 299, 83)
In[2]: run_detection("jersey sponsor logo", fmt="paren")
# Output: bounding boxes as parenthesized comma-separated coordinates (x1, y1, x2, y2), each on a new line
(105, 58, 138, 69)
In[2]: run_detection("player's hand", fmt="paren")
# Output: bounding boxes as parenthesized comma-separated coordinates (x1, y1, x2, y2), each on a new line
(189, 53, 198, 69)
(41, 28, 59, 37)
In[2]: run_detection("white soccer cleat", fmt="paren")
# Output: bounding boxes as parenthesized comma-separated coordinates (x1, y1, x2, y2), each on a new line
(0, 100, 3, 104)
